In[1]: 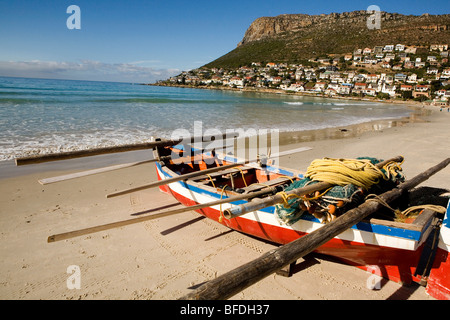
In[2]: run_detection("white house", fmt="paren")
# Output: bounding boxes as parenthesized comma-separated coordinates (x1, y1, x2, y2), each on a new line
(407, 74, 418, 83)
(339, 83, 353, 95)
(395, 44, 405, 51)
(415, 85, 430, 92)
(314, 82, 327, 92)
(382, 84, 397, 97)
(384, 45, 395, 52)
(385, 53, 396, 61)
(427, 67, 439, 75)
(394, 73, 407, 82)
(364, 88, 377, 96)
(229, 77, 244, 87)
(442, 69, 450, 79)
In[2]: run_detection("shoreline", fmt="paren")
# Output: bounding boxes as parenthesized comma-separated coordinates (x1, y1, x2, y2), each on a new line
(148, 82, 430, 108)
(0, 103, 449, 300)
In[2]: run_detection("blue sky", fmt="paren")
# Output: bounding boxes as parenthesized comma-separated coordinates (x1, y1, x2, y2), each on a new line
(0, 0, 448, 82)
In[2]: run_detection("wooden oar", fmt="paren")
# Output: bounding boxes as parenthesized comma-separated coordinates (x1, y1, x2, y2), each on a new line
(106, 162, 247, 199)
(181, 157, 450, 300)
(224, 156, 404, 219)
(106, 146, 312, 199)
(47, 185, 280, 243)
(15, 139, 180, 166)
(14, 133, 239, 166)
(38, 159, 160, 185)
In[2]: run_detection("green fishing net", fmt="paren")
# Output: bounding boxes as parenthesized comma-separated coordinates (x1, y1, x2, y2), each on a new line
(275, 157, 405, 225)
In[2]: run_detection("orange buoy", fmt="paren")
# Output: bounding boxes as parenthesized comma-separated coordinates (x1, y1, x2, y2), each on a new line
(328, 204, 337, 215)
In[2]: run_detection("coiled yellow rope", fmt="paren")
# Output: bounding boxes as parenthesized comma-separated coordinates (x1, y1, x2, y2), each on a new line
(304, 157, 403, 191)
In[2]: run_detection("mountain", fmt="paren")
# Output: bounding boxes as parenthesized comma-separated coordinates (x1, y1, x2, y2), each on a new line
(205, 11, 450, 69)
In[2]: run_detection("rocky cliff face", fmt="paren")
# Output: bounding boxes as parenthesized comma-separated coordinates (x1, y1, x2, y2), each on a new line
(206, 11, 450, 69)
(237, 11, 449, 47)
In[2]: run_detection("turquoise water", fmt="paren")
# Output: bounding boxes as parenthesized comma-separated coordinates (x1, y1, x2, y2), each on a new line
(0, 76, 412, 161)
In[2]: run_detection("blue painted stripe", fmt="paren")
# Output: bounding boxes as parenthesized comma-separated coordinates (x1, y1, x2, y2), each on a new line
(353, 221, 422, 241)
(445, 199, 450, 229)
(295, 212, 422, 241)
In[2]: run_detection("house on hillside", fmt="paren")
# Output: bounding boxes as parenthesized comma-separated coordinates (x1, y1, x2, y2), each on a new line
(427, 67, 439, 75)
(395, 44, 405, 51)
(339, 83, 353, 95)
(413, 85, 430, 99)
(314, 82, 327, 92)
(354, 82, 367, 91)
(384, 45, 395, 52)
(364, 56, 378, 65)
(366, 74, 379, 83)
(325, 87, 338, 96)
(382, 84, 397, 97)
(364, 87, 377, 96)
(229, 77, 244, 87)
(442, 68, 450, 79)
(373, 46, 384, 54)
(394, 73, 407, 82)
(407, 74, 418, 83)
(400, 84, 413, 91)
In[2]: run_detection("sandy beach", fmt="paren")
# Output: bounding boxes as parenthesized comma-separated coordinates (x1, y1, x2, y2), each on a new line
(0, 104, 449, 301)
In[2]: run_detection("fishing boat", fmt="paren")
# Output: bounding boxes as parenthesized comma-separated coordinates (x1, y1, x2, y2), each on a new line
(18, 137, 450, 299)
(151, 142, 450, 299)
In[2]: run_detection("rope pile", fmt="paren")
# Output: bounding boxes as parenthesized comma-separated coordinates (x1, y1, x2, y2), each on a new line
(275, 157, 405, 225)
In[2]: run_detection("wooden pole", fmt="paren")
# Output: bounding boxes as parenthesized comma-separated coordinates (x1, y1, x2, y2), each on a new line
(15, 139, 182, 166)
(14, 133, 240, 166)
(106, 161, 246, 198)
(180, 157, 450, 300)
(224, 156, 404, 219)
(48, 185, 279, 243)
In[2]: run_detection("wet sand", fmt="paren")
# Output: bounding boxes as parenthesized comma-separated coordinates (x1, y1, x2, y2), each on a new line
(0, 105, 449, 300)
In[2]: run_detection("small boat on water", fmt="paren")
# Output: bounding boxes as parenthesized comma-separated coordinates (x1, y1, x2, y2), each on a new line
(152, 142, 450, 299)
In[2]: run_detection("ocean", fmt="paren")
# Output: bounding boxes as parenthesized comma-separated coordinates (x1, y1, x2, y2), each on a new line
(0, 76, 413, 161)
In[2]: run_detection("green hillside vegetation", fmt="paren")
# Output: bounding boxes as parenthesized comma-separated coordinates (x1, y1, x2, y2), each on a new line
(205, 12, 450, 69)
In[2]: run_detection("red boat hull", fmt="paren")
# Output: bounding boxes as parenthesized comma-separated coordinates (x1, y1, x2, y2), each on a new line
(159, 175, 426, 285)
